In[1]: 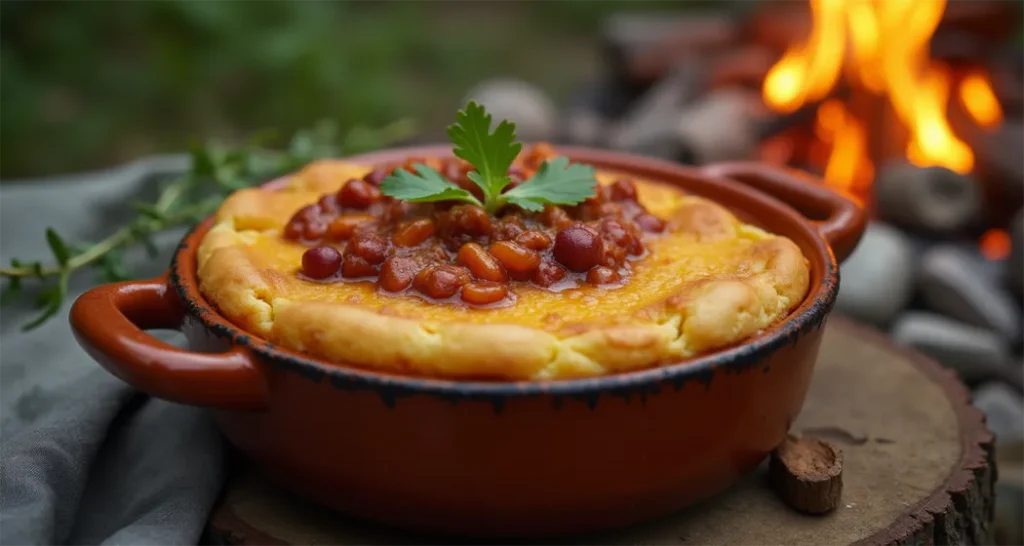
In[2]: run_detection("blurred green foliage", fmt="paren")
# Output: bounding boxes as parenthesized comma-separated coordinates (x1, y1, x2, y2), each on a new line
(0, 0, 706, 179)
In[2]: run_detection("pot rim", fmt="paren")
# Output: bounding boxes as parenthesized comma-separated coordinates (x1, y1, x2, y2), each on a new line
(170, 145, 839, 400)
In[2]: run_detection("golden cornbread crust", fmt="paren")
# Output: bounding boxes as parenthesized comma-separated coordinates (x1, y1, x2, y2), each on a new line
(197, 159, 810, 380)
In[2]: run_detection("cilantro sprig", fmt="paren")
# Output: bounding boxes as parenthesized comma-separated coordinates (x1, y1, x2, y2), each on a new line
(380, 101, 596, 214)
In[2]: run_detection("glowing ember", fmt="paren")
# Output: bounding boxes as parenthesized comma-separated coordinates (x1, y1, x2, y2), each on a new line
(979, 228, 1012, 261)
(762, 0, 1003, 192)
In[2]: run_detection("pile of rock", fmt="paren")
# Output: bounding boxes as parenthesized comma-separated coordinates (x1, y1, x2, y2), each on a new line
(838, 207, 1022, 404)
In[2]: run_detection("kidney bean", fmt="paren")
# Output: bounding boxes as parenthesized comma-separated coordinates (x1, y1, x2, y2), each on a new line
(392, 218, 436, 247)
(598, 202, 624, 219)
(341, 255, 379, 278)
(540, 205, 573, 229)
(283, 220, 305, 240)
(301, 246, 342, 279)
(348, 232, 390, 264)
(532, 259, 567, 287)
(338, 179, 382, 209)
(635, 213, 666, 233)
(600, 218, 643, 257)
(461, 281, 508, 305)
(362, 169, 388, 186)
(378, 256, 418, 292)
(609, 179, 638, 201)
(515, 230, 552, 251)
(318, 194, 340, 214)
(381, 199, 412, 225)
(413, 264, 472, 299)
(436, 204, 493, 238)
(488, 241, 541, 281)
(553, 225, 605, 272)
(328, 214, 374, 240)
(493, 220, 525, 241)
(457, 242, 508, 282)
(294, 204, 322, 221)
(303, 219, 328, 241)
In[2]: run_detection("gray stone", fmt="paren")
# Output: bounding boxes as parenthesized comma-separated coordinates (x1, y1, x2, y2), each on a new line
(962, 242, 1007, 287)
(1010, 208, 1023, 295)
(919, 245, 1022, 343)
(835, 223, 915, 326)
(874, 161, 982, 235)
(674, 88, 764, 165)
(973, 382, 1024, 444)
(905, 237, 1005, 283)
(891, 312, 1011, 384)
(566, 110, 608, 148)
(602, 12, 738, 54)
(562, 80, 627, 147)
(463, 79, 558, 142)
(607, 64, 704, 153)
(974, 121, 1024, 199)
(601, 12, 737, 88)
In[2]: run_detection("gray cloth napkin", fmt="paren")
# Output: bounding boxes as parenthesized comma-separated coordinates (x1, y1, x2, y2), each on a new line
(0, 157, 226, 545)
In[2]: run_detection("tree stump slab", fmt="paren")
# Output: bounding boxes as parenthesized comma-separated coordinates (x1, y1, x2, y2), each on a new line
(206, 317, 995, 546)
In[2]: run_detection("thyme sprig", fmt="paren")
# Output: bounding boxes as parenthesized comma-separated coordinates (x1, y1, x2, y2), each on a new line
(0, 119, 417, 330)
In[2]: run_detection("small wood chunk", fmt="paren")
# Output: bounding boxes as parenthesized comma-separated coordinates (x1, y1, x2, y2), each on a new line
(770, 435, 844, 515)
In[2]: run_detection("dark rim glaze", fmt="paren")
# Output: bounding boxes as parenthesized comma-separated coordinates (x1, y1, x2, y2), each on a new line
(170, 146, 839, 404)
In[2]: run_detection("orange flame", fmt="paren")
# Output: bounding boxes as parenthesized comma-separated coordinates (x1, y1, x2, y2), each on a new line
(959, 71, 1004, 130)
(814, 99, 873, 193)
(762, 0, 999, 191)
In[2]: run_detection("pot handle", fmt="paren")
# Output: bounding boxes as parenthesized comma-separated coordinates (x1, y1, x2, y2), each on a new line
(699, 162, 867, 262)
(70, 275, 268, 410)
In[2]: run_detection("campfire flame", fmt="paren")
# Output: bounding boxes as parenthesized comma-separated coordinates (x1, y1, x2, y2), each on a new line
(762, 0, 1004, 193)
(959, 70, 1004, 130)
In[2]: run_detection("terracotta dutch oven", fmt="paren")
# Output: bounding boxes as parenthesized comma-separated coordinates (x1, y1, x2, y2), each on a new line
(70, 147, 865, 538)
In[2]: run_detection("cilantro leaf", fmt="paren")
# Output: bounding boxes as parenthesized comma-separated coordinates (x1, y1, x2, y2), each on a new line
(379, 163, 482, 206)
(381, 103, 595, 214)
(500, 157, 597, 212)
(447, 101, 522, 210)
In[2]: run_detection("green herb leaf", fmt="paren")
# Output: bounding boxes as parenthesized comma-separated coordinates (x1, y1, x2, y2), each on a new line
(131, 201, 167, 221)
(129, 224, 161, 258)
(501, 157, 597, 212)
(380, 164, 482, 206)
(45, 228, 71, 266)
(447, 101, 522, 208)
(22, 272, 69, 331)
(1, 262, 22, 307)
(97, 248, 130, 283)
(0, 119, 415, 331)
(0, 285, 21, 307)
(188, 140, 217, 178)
(378, 105, 596, 215)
